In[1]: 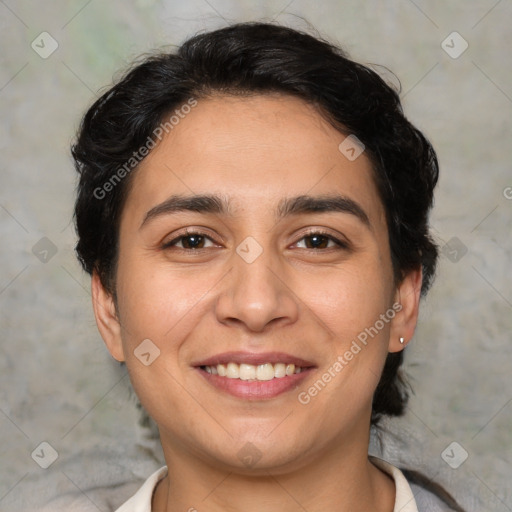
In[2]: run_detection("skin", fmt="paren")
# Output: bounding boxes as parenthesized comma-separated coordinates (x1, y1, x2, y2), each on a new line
(92, 94, 422, 512)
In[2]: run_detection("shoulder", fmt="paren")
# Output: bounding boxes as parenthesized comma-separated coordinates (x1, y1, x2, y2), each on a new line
(37, 467, 167, 512)
(114, 466, 167, 512)
(401, 467, 465, 512)
(39, 460, 463, 512)
(411, 483, 461, 511)
(37, 481, 144, 512)
(370, 456, 463, 512)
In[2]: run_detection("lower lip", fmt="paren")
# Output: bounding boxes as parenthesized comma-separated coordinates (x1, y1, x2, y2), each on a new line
(196, 368, 314, 400)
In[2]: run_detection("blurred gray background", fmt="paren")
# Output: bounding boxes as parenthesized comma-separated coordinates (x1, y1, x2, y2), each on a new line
(0, 1, 511, 510)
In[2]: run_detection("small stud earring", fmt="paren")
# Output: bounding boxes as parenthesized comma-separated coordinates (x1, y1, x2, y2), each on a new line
(399, 337, 405, 344)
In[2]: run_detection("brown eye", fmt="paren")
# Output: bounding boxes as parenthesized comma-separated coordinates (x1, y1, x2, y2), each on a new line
(295, 232, 347, 250)
(180, 234, 206, 249)
(162, 232, 215, 250)
(303, 234, 330, 249)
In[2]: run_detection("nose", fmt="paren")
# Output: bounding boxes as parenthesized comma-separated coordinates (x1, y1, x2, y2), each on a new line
(214, 247, 299, 333)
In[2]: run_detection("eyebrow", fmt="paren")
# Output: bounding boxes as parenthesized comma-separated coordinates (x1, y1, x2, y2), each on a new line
(277, 194, 370, 227)
(140, 193, 371, 229)
(141, 194, 229, 228)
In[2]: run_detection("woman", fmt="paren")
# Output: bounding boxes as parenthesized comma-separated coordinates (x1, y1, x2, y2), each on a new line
(71, 22, 465, 511)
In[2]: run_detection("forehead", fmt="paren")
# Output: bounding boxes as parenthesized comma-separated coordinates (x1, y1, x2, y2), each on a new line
(122, 94, 385, 226)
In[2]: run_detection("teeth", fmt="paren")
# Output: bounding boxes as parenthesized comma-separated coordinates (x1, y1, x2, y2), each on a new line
(256, 363, 274, 381)
(274, 363, 286, 378)
(203, 362, 304, 380)
(217, 364, 227, 377)
(239, 363, 256, 381)
(226, 362, 239, 379)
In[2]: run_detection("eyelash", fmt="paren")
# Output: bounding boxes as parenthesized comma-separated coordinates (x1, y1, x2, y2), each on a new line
(161, 229, 349, 251)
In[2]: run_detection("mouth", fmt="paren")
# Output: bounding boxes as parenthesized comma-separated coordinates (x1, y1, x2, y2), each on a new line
(201, 362, 306, 380)
(193, 352, 316, 400)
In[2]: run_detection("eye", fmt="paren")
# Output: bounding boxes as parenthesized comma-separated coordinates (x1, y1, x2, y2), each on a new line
(294, 231, 348, 250)
(162, 230, 217, 250)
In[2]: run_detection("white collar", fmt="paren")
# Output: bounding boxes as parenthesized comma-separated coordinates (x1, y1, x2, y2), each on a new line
(370, 456, 419, 512)
(115, 457, 419, 512)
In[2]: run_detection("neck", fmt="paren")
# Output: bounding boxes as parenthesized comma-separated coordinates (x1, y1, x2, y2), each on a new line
(152, 431, 395, 512)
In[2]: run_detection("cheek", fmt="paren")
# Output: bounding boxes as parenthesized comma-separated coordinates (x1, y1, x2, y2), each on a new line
(114, 259, 210, 429)
(303, 259, 393, 339)
(114, 255, 221, 348)
(293, 268, 393, 424)
(296, 257, 394, 395)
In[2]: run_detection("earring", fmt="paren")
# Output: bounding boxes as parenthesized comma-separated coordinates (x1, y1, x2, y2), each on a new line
(399, 337, 405, 344)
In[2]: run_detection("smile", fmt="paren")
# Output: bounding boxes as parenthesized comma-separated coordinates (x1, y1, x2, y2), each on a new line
(194, 352, 316, 399)
(201, 362, 304, 381)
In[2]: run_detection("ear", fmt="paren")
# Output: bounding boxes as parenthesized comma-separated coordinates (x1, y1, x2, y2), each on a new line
(388, 267, 422, 353)
(91, 270, 125, 362)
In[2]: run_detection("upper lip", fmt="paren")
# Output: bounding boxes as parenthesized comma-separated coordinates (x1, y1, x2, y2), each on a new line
(193, 351, 316, 368)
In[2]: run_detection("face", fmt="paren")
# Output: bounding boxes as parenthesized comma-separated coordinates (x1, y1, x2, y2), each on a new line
(93, 94, 421, 474)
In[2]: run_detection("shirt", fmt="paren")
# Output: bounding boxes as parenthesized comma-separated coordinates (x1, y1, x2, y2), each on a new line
(114, 456, 446, 512)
